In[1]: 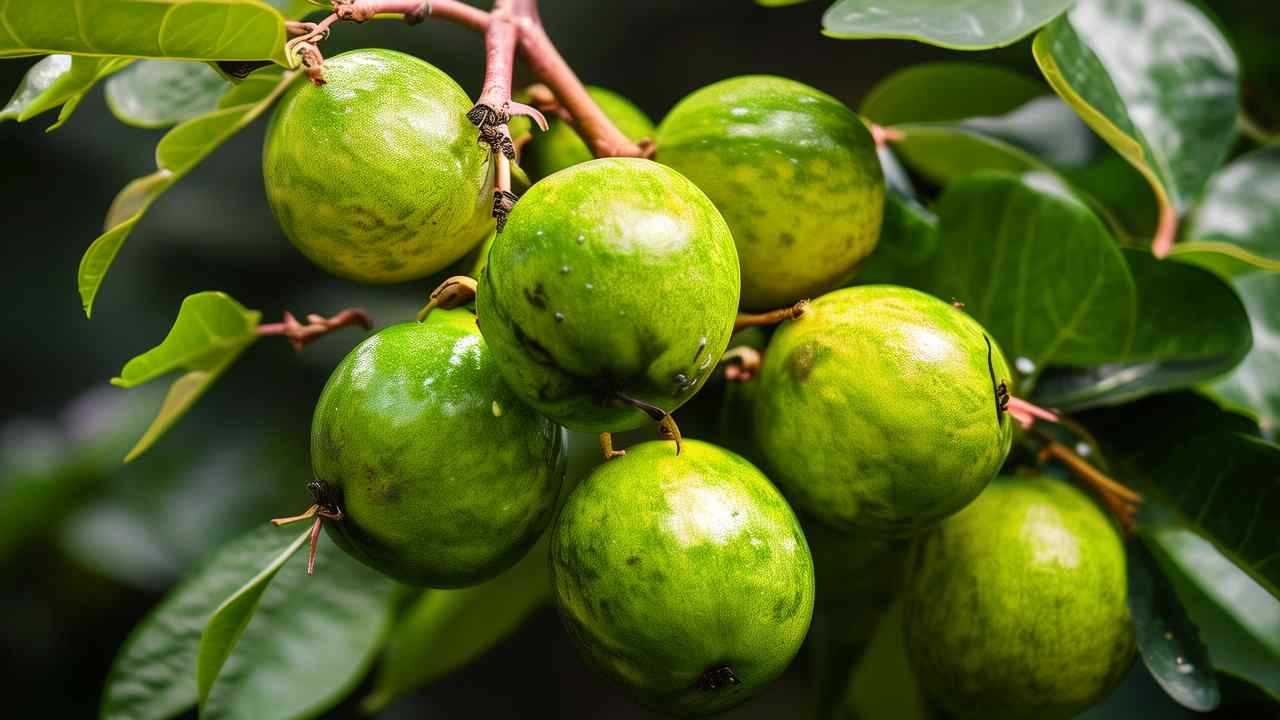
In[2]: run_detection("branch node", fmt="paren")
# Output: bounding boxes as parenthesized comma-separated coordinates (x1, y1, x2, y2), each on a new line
(493, 189, 518, 231)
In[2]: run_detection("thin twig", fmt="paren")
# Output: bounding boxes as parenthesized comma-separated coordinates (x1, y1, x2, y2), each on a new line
(257, 308, 372, 351)
(734, 300, 809, 333)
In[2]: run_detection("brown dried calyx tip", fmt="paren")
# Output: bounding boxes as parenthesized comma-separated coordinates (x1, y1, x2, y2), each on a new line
(417, 275, 478, 322)
(697, 665, 740, 692)
(271, 480, 345, 576)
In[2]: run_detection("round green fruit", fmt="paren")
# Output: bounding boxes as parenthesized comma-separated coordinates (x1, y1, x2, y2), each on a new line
(754, 285, 1014, 537)
(903, 476, 1135, 720)
(523, 86, 654, 179)
(263, 49, 493, 284)
(477, 158, 740, 432)
(551, 440, 814, 717)
(311, 310, 565, 587)
(656, 75, 884, 310)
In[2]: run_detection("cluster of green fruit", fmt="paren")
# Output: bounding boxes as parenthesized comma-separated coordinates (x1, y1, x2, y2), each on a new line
(262, 49, 1135, 718)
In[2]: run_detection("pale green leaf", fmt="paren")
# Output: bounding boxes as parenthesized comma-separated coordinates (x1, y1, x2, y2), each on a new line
(1209, 273, 1280, 441)
(105, 60, 227, 128)
(824, 0, 1075, 49)
(1, 54, 130, 129)
(1172, 147, 1280, 276)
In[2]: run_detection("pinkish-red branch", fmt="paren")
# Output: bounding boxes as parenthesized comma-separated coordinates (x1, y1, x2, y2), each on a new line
(257, 309, 372, 351)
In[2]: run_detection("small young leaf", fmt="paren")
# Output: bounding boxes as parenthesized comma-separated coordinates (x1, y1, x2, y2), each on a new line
(105, 61, 228, 129)
(1172, 147, 1280, 276)
(78, 69, 297, 316)
(111, 292, 261, 462)
(1, 54, 131, 130)
(1210, 272, 1280, 441)
(1033, 0, 1239, 253)
(363, 536, 554, 713)
(0, 0, 290, 64)
(824, 0, 1074, 49)
(1127, 537, 1220, 711)
(196, 528, 311, 706)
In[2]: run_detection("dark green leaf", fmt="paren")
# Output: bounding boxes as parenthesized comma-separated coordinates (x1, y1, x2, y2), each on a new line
(363, 536, 554, 713)
(1127, 537, 1220, 711)
(1172, 147, 1280, 276)
(855, 190, 938, 289)
(838, 599, 929, 720)
(823, 0, 1074, 49)
(920, 171, 1137, 373)
(1033, 250, 1252, 409)
(1033, 0, 1239, 253)
(111, 292, 261, 462)
(860, 62, 1046, 125)
(1, 54, 130, 130)
(1210, 273, 1280, 441)
(105, 61, 228, 129)
(79, 69, 297, 316)
(0, 0, 290, 64)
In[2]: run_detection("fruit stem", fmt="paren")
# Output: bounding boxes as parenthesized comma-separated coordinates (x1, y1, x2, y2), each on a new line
(720, 346, 762, 383)
(416, 276, 478, 322)
(599, 432, 625, 460)
(615, 393, 683, 455)
(469, 0, 519, 157)
(1032, 431, 1142, 532)
(1005, 396, 1059, 430)
(734, 300, 809, 332)
(257, 308, 372, 351)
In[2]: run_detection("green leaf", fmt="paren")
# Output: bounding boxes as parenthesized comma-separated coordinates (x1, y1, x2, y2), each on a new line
(1127, 537, 1220, 711)
(1, 54, 130, 129)
(919, 171, 1137, 373)
(855, 189, 939, 289)
(1032, 250, 1252, 409)
(78, 69, 296, 317)
(0, 0, 290, 64)
(823, 0, 1074, 49)
(363, 536, 554, 713)
(105, 60, 228, 128)
(1210, 273, 1280, 441)
(838, 599, 929, 720)
(1078, 392, 1280, 602)
(1033, 0, 1239, 253)
(1146, 524, 1280, 700)
(861, 62, 1046, 125)
(195, 527, 311, 706)
(100, 524, 309, 720)
(1172, 147, 1280, 276)
(111, 292, 261, 462)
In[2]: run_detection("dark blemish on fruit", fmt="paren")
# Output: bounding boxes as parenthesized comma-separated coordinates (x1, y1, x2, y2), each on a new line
(626, 556, 641, 566)
(779, 232, 796, 247)
(524, 282, 548, 310)
(697, 665, 740, 691)
(984, 335, 1008, 423)
(512, 323, 555, 366)
(786, 343, 826, 383)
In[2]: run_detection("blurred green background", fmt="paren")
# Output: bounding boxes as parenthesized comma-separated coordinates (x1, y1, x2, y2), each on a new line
(1, 1, 1276, 718)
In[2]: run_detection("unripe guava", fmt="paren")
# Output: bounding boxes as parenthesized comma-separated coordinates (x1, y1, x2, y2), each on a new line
(311, 310, 565, 587)
(551, 440, 814, 717)
(523, 86, 654, 179)
(263, 49, 493, 283)
(476, 158, 740, 432)
(753, 285, 1014, 537)
(656, 75, 884, 310)
(903, 476, 1135, 720)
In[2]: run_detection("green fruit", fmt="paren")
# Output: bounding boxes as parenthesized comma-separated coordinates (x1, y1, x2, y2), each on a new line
(656, 75, 884, 310)
(754, 285, 1014, 537)
(523, 86, 654, 179)
(551, 440, 814, 717)
(477, 158, 740, 432)
(903, 476, 1135, 720)
(311, 310, 565, 587)
(263, 49, 493, 284)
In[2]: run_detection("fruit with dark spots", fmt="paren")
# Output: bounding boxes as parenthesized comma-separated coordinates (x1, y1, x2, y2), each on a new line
(263, 49, 493, 283)
(477, 158, 740, 432)
(903, 476, 1135, 720)
(311, 310, 565, 587)
(522, 86, 654, 179)
(655, 75, 884, 310)
(551, 440, 814, 717)
(754, 285, 1014, 537)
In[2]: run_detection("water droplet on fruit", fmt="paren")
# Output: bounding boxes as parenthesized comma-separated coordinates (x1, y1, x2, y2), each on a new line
(576, 234, 585, 245)
(730, 106, 749, 117)
(585, 283, 594, 290)
(560, 266, 571, 274)
(1015, 357, 1035, 374)
(1075, 442, 1091, 457)
(491, 401, 503, 417)
(555, 312, 565, 322)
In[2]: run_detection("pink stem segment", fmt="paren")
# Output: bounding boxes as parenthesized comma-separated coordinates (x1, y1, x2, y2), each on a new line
(1151, 203, 1178, 259)
(1006, 396, 1060, 430)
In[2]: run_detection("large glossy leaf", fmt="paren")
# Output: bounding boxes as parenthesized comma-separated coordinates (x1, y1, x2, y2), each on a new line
(1032, 250, 1252, 409)
(363, 536, 554, 713)
(1, 54, 130, 130)
(1127, 537, 1220, 711)
(860, 62, 1046, 125)
(1147, 523, 1280, 699)
(111, 292, 261, 462)
(105, 61, 227, 128)
(1078, 392, 1280, 602)
(1210, 273, 1280, 441)
(78, 69, 296, 316)
(823, 0, 1074, 49)
(855, 190, 939, 290)
(1172, 147, 1280, 276)
(1033, 0, 1239, 254)
(0, 0, 290, 63)
(920, 171, 1137, 375)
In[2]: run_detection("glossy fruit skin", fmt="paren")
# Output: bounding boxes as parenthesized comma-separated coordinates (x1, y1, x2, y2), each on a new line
(263, 49, 493, 284)
(477, 158, 740, 432)
(754, 285, 1014, 537)
(656, 75, 884, 310)
(523, 86, 654, 179)
(311, 311, 565, 587)
(903, 476, 1135, 720)
(551, 440, 814, 717)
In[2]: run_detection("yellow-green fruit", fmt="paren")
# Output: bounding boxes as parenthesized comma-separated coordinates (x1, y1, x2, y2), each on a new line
(903, 476, 1135, 720)
(263, 49, 493, 283)
(656, 75, 884, 310)
(523, 86, 654, 179)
